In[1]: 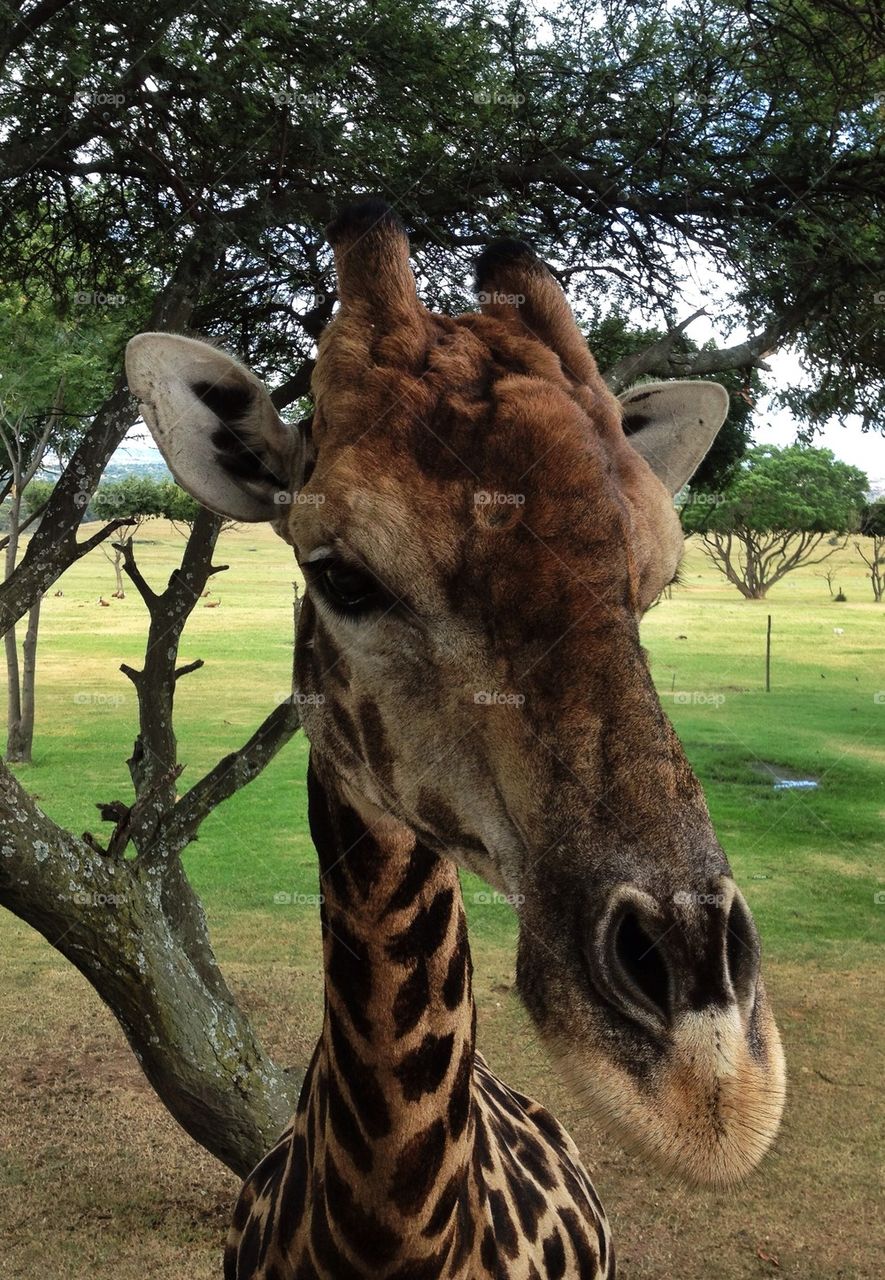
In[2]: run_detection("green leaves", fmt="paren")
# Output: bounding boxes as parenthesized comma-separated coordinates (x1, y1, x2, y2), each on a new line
(682, 444, 870, 536)
(92, 477, 200, 524)
(0, 1, 882, 429)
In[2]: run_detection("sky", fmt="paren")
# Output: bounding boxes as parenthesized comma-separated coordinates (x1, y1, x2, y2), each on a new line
(753, 349, 885, 487)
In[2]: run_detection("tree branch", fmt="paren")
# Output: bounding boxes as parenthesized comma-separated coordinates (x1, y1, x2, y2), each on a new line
(155, 697, 302, 860)
(119, 536, 157, 606)
(270, 360, 316, 411)
(603, 308, 707, 391)
(0, 759, 300, 1176)
(604, 307, 802, 391)
(174, 658, 204, 680)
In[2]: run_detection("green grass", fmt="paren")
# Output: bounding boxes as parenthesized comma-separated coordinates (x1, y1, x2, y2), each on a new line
(9, 520, 882, 968)
(640, 552, 884, 965)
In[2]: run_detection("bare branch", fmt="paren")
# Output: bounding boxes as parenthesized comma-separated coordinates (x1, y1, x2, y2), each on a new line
(78, 517, 138, 554)
(174, 658, 204, 680)
(604, 308, 803, 391)
(154, 696, 301, 860)
(603, 308, 707, 392)
(119, 536, 157, 606)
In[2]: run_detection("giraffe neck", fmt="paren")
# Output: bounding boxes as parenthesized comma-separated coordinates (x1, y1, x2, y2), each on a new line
(305, 754, 475, 1236)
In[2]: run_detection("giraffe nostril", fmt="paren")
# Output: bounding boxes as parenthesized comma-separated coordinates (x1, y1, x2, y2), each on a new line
(609, 908, 672, 1025)
(725, 889, 761, 1014)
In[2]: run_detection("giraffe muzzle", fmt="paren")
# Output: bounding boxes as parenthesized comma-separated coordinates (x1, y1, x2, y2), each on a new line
(589, 879, 762, 1039)
(516, 864, 785, 1187)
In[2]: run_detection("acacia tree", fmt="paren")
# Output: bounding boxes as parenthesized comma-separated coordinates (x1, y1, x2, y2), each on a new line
(1, 384, 59, 762)
(682, 444, 869, 599)
(856, 498, 885, 602)
(93, 476, 200, 596)
(0, 0, 883, 1178)
(0, 281, 154, 758)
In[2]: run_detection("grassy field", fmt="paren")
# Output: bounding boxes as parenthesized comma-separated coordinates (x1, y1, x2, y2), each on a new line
(1, 522, 883, 1278)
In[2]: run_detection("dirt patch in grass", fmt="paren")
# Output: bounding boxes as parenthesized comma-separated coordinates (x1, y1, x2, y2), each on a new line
(749, 760, 821, 785)
(1, 927, 881, 1280)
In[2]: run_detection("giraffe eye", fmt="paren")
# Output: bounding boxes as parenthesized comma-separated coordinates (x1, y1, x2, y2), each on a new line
(306, 559, 388, 617)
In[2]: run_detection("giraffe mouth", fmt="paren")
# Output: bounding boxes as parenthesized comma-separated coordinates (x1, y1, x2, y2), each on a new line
(548, 995, 786, 1188)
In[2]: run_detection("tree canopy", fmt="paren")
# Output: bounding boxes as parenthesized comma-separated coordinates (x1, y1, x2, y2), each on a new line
(683, 443, 869, 597)
(683, 444, 868, 536)
(92, 476, 200, 525)
(1, 0, 882, 426)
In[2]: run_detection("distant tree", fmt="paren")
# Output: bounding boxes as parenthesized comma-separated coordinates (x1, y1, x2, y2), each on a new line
(0, 285, 142, 761)
(682, 445, 868, 599)
(19, 478, 55, 521)
(817, 566, 841, 600)
(0, 379, 61, 763)
(93, 477, 203, 596)
(856, 499, 885, 602)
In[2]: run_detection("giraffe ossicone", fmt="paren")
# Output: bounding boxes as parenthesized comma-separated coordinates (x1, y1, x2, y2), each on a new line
(126, 199, 785, 1279)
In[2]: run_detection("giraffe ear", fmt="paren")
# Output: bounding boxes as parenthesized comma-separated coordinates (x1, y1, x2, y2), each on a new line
(620, 381, 729, 495)
(125, 333, 308, 521)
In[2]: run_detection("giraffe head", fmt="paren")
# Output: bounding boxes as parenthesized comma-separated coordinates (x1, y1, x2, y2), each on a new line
(126, 200, 785, 1188)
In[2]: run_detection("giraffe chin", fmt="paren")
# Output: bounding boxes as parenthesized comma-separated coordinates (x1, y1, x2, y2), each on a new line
(551, 998, 786, 1189)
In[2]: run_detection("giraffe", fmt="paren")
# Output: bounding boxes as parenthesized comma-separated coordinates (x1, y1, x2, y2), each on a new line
(125, 199, 786, 1279)
(216, 758, 615, 1278)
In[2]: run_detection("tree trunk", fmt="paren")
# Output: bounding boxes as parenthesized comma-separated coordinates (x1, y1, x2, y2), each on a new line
(4, 624, 22, 751)
(7, 513, 306, 1174)
(0, 762, 301, 1176)
(857, 536, 884, 602)
(113, 547, 125, 597)
(0, 239, 310, 1179)
(4, 482, 23, 758)
(10, 595, 42, 763)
